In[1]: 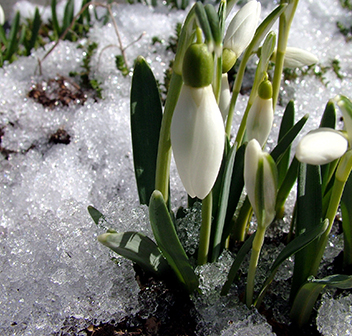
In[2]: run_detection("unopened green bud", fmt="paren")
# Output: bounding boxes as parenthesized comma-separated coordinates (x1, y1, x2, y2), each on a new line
(222, 48, 237, 73)
(258, 79, 272, 100)
(182, 43, 213, 88)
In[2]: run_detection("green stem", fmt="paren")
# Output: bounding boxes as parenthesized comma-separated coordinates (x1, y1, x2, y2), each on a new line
(272, 0, 299, 109)
(198, 192, 213, 265)
(155, 72, 183, 202)
(246, 226, 266, 307)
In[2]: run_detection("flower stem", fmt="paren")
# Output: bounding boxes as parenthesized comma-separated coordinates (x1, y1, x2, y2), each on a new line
(198, 192, 213, 265)
(246, 226, 266, 307)
(155, 72, 183, 202)
(272, 0, 299, 108)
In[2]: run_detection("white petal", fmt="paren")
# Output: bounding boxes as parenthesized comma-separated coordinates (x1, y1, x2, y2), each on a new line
(246, 96, 273, 147)
(295, 128, 348, 165)
(224, 1, 261, 58)
(244, 139, 262, 215)
(171, 85, 225, 199)
(219, 73, 231, 121)
(283, 47, 318, 68)
(0, 5, 4, 25)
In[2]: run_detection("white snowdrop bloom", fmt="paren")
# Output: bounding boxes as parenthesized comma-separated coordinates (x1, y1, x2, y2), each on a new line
(171, 84, 225, 199)
(219, 73, 231, 121)
(246, 79, 273, 147)
(223, 0, 261, 63)
(0, 5, 5, 25)
(271, 47, 318, 68)
(244, 139, 278, 228)
(295, 128, 348, 165)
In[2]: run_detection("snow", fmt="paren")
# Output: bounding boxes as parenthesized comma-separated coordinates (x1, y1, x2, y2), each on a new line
(0, 0, 351, 334)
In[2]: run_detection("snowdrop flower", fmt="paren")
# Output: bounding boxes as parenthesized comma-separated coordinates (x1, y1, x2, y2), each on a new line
(171, 43, 225, 199)
(246, 78, 273, 147)
(0, 5, 5, 25)
(271, 47, 318, 68)
(222, 0, 261, 73)
(219, 73, 231, 121)
(295, 128, 348, 165)
(244, 139, 278, 228)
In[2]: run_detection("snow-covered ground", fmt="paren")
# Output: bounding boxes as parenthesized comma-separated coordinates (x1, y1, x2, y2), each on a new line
(0, 0, 352, 334)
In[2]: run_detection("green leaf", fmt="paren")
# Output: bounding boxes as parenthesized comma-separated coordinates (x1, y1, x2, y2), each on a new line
(290, 163, 323, 301)
(290, 281, 325, 327)
(131, 56, 162, 205)
(63, 0, 75, 34)
(290, 273, 352, 327)
(221, 233, 256, 296)
(5, 11, 20, 61)
(342, 173, 352, 267)
(270, 113, 309, 163)
(149, 190, 199, 293)
(98, 231, 170, 276)
(204, 4, 221, 48)
(51, 0, 60, 38)
(255, 218, 328, 307)
(88, 205, 105, 225)
(211, 142, 238, 262)
(26, 7, 42, 56)
(319, 100, 336, 129)
(222, 143, 246, 240)
(195, 3, 213, 48)
(277, 101, 295, 186)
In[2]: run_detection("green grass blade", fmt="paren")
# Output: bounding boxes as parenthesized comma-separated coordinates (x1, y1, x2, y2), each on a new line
(51, 0, 60, 38)
(149, 190, 199, 293)
(131, 56, 162, 205)
(195, 3, 213, 48)
(63, 0, 75, 34)
(98, 231, 171, 276)
(319, 100, 336, 129)
(4, 11, 20, 61)
(26, 7, 42, 56)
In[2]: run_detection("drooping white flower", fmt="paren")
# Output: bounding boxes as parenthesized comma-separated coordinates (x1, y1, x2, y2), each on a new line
(244, 139, 278, 228)
(246, 79, 273, 147)
(0, 5, 5, 25)
(171, 84, 225, 199)
(219, 73, 231, 121)
(271, 47, 318, 68)
(295, 128, 348, 165)
(223, 0, 261, 68)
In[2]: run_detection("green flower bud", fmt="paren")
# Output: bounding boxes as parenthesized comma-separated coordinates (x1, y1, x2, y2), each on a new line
(182, 43, 214, 88)
(258, 79, 272, 100)
(222, 48, 237, 73)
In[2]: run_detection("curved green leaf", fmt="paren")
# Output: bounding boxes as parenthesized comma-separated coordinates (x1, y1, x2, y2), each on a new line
(149, 190, 199, 293)
(131, 56, 162, 205)
(98, 231, 170, 276)
(255, 218, 328, 307)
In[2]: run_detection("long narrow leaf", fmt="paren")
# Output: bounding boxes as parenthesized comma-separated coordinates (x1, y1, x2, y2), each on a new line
(212, 143, 238, 262)
(149, 190, 199, 293)
(26, 7, 42, 55)
(277, 101, 295, 186)
(131, 57, 162, 205)
(98, 231, 171, 276)
(255, 218, 328, 307)
(4, 11, 20, 60)
(51, 0, 60, 38)
(341, 173, 352, 267)
(221, 233, 256, 295)
(290, 163, 322, 301)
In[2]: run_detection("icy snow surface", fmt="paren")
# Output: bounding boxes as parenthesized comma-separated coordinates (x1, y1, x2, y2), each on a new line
(0, 0, 351, 334)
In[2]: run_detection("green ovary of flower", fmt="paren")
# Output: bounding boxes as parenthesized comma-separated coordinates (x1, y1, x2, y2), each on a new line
(182, 43, 214, 88)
